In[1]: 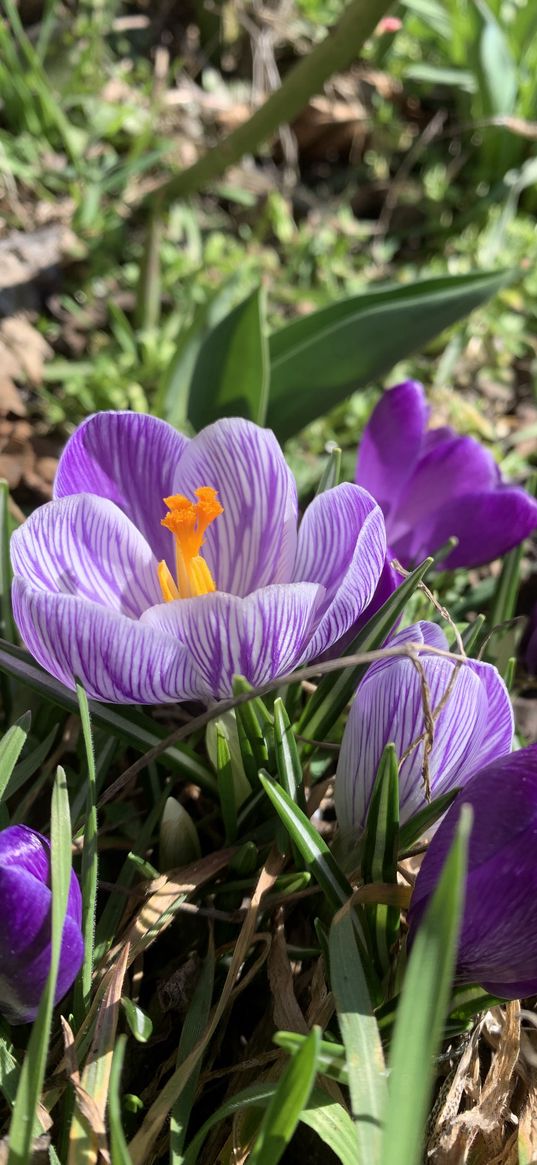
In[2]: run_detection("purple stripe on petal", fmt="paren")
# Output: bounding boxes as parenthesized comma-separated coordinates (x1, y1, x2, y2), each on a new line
(172, 418, 298, 596)
(11, 494, 162, 618)
(355, 381, 428, 522)
(335, 622, 512, 831)
(297, 485, 386, 663)
(12, 580, 204, 704)
(142, 582, 323, 698)
(54, 411, 189, 566)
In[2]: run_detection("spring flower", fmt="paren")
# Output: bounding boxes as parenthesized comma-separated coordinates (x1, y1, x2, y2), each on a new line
(335, 621, 513, 831)
(355, 380, 537, 569)
(408, 746, 537, 999)
(0, 825, 83, 1024)
(11, 413, 386, 703)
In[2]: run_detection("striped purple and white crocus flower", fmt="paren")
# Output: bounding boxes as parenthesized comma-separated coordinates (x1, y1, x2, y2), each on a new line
(335, 621, 513, 831)
(10, 412, 387, 703)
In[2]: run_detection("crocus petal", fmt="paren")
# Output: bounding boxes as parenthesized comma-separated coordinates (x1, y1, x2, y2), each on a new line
(408, 486, 537, 569)
(11, 494, 162, 619)
(335, 622, 512, 830)
(355, 381, 428, 523)
(12, 580, 202, 704)
(388, 434, 500, 552)
(54, 411, 189, 567)
(0, 853, 83, 1025)
(295, 485, 386, 662)
(171, 418, 298, 596)
(0, 824, 49, 882)
(142, 583, 323, 698)
(408, 747, 537, 997)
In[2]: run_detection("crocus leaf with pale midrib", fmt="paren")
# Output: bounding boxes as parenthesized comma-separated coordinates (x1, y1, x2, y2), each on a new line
(356, 380, 537, 569)
(0, 825, 83, 1024)
(10, 412, 386, 703)
(335, 621, 513, 832)
(408, 746, 537, 999)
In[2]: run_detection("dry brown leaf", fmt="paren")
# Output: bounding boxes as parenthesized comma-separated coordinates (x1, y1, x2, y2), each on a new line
(428, 1003, 521, 1164)
(268, 908, 308, 1035)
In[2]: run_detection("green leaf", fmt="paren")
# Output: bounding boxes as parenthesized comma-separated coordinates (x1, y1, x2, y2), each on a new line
(0, 641, 216, 794)
(489, 544, 523, 630)
(259, 772, 353, 912)
(156, 277, 244, 426)
(108, 1036, 134, 1165)
(233, 676, 272, 789)
(248, 1027, 321, 1165)
(274, 1032, 348, 1085)
(475, 0, 517, 116)
(380, 805, 472, 1165)
(298, 558, 433, 746)
(8, 766, 73, 1164)
(315, 446, 342, 495)
(398, 787, 460, 853)
(121, 998, 153, 1044)
(215, 723, 237, 844)
(187, 286, 269, 429)
(2, 724, 58, 803)
(361, 743, 400, 975)
(0, 712, 30, 803)
(171, 946, 215, 1162)
(273, 697, 305, 812)
(73, 683, 98, 1022)
(266, 272, 509, 441)
(329, 909, 386, 1163)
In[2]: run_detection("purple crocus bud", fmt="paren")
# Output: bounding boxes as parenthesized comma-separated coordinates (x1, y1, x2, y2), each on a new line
(356, 380, 537, 569)
(0, 825, 83, 1024)
(11, 414, 387, 702)
(408, 746, 537, 998)
(335, 621, 513, 831)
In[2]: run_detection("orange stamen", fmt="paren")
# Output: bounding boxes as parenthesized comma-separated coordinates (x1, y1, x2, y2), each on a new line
(158, 486, 223, 601)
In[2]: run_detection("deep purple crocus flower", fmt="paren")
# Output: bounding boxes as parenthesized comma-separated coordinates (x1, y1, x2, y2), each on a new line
(11, 413, 386, 702)
(0, 825, 83, 1024)
(355, 380, 537, 569)
(335, 621, 513, 831)
(408, 746, 537, 999)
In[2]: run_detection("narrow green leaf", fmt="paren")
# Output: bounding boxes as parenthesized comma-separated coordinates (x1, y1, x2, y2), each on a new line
(215, 723, 237, 844)
(0, 712, 31, 803)
(274, 1032, 348, 1085)
(315, 447, 342, 495)
(171, 945, 215, 1162)
(273, 698, 305, 811)
(248, 1028, 321, 1165)
(380, 805, 472, 1165)
(233, 676, 272, 789)
(489, 544, 523, 630)
(267, 272, 509, 441)
(259, 772, 353, 911)
(329, 909, 386, 1163)
(3, 724, 58, 802)
(0, 641, 216, 794)
(108, 1035, 134, 1165)
(398, 787, 460, 853)
(460, 614, 486, 657)
(0, 1022, 20, 1108)
(121, 998, 153, 1044)
(73, 683, 98, 1021)
(8, 766, 73, 1164)
(298, 558, 433, 746)
(187, 286, 269, 429)
(361, 744, 400, 975)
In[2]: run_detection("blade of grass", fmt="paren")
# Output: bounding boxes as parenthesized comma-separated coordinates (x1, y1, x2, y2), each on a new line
(0, 712, 31, 802)
(73, 683, 98, 1023)
(170, 942, 215, 1162)
(248, 1028, 322, 1165)
(379, 805, 472, 1165)
(8, 765, 73, 1165)
(329, 907, 386, 1163)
